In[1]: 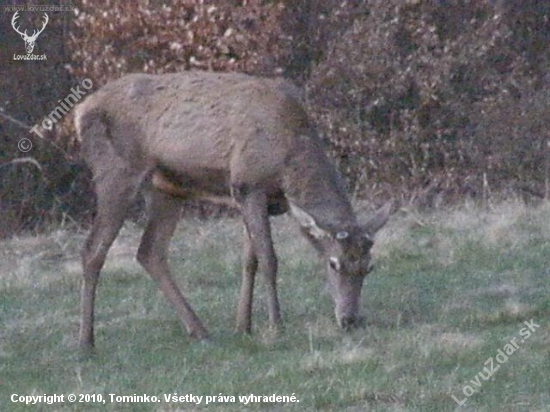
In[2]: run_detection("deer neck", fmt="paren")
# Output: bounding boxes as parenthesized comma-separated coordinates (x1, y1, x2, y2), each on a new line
(283, 136, 357, 231)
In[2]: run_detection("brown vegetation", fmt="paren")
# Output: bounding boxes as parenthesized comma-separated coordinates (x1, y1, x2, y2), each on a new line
(1, 0, 549, 235)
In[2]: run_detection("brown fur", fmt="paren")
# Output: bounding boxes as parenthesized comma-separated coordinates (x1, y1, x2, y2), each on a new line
(75, 71, 390, 350)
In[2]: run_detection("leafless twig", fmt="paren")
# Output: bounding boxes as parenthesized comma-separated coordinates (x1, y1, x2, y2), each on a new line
(0, 109, 32, 129)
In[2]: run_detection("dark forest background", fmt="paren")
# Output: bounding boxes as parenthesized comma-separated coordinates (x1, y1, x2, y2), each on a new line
(1, 0, 549, 237)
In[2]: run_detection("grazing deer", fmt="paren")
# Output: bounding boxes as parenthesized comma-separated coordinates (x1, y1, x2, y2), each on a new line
(74, 71, 390, 350)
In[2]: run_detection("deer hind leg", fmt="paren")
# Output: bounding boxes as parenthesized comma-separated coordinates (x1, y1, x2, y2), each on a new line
(79, 167, 140, 351)
(137, 190, 208, 340)
(236, 226, 258, 333)
(235, 188, 281, 331)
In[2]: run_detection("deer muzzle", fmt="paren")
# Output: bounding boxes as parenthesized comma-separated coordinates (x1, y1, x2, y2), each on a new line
(330, 275, 363, 330)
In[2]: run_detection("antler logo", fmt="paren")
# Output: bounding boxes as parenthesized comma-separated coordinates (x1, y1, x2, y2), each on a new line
(12, 11, 49, 54)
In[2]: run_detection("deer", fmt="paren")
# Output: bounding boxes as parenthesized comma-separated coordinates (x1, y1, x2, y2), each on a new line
(11, 11, 49, 54)
(74, 71, 391, 350)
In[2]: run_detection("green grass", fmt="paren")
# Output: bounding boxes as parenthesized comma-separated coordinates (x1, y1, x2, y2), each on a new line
(1, 201, 549, 411)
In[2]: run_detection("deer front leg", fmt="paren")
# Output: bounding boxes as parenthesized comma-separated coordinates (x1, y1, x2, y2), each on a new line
(237, 189, 281, 330)
(236, 226, 258, 333)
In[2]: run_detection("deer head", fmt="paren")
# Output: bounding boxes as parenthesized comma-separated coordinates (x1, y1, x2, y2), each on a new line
(291, 201, 391, 329)
(12, 12, 49, 54)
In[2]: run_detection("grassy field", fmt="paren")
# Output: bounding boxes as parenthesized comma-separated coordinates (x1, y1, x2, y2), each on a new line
(1, 201, 549, 411)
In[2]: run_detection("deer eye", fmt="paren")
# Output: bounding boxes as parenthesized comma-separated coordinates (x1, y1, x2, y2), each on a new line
(328, 257, 341, 272)
(363, 235, 374, 250)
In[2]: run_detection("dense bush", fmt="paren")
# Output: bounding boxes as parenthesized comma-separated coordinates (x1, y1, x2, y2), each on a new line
(306, 0, 550, 205)
(1, 0, 549, 236)
(67, 0, 290, 83)
(0, 4, 86, 236)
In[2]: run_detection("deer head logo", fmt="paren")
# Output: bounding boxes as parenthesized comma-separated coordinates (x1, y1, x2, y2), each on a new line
(12, 12, 49, 54)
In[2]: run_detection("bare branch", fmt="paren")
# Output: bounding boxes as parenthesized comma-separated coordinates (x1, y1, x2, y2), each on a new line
(0, 109, 32, 129)
(0, 156, 43, 171)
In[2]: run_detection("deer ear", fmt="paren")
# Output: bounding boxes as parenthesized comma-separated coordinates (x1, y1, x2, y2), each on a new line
(289, 202, 330, 239)
(361, 201, 391, 236)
